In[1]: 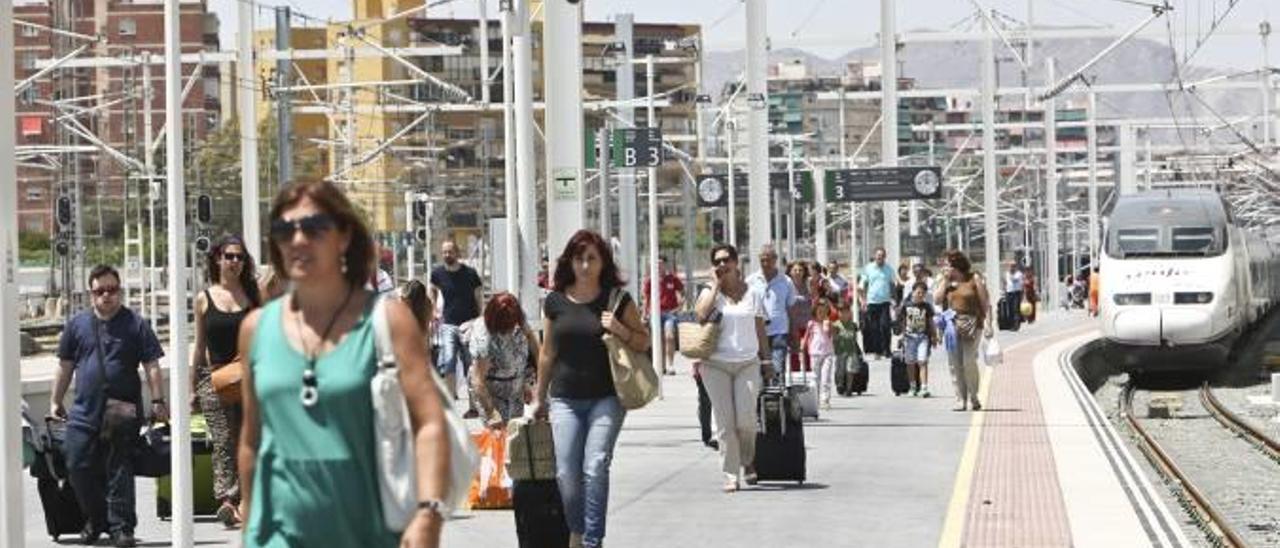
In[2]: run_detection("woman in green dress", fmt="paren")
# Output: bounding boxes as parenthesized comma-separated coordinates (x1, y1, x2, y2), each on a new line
(236, 181, 451, 547)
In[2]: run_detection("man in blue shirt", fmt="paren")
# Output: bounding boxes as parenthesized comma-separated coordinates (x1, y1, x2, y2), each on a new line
(746, 244, 797, 382)
(50, 265, 165, 547)
(859, 247, 897, 359)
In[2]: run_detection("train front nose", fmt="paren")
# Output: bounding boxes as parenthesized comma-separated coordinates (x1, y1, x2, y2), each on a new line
(1110, 307, 1215, 345)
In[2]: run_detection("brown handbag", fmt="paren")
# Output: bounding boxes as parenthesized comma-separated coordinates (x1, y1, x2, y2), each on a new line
(210, 359, 244, 406)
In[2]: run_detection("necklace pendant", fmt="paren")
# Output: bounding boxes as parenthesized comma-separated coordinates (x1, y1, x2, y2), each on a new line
(300, 385, 318, 407)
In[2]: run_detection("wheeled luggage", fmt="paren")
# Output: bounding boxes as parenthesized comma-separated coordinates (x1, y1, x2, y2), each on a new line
(31, 418, 86, 541)
(157, 415, 218, 518)
(753, 385, 806, 484)
(997, 296, 1021, 332)
(513, 480, 570, 548)
(508, 418, 568, 548)
(890, 351, 911, 396)
(836, 354, 868, 396)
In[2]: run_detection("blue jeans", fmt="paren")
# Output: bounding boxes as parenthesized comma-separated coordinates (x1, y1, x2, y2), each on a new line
(550, 396, 626, 548)
(768, 334, 790, 382)
(435, 323, 472, 377)
(64, 424, 137, 535)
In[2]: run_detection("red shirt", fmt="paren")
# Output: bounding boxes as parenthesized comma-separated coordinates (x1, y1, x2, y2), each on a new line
(642, 273, 684, 313)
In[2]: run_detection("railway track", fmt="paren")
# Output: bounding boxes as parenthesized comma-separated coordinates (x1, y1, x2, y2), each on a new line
(1198, 383, 1280, 466)
(1120, 384, 1249, 548)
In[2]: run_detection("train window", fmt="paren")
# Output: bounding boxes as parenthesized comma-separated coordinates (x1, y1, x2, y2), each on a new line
(1114, 228, 1160, 254)
(1170, 227, 1216, 254)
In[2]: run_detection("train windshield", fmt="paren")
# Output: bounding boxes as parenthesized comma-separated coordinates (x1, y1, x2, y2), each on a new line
(1107, 225, 1225, 258)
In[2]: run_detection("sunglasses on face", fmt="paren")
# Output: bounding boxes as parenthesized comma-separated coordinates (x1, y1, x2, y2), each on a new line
(713, 256, 733, 266)
(92, 286, 120, 297)
(270, 214, 336, 242)
(222, 252, 246, 262)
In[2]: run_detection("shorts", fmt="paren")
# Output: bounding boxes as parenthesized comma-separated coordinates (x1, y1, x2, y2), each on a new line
(903, 334, 931, 365)
(435, 323, 472, 376)
(661, 311, 679, 335)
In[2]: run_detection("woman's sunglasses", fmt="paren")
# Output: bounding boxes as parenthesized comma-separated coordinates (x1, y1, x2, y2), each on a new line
(270, 214, 335, 242)
(222, 252, 246, 262)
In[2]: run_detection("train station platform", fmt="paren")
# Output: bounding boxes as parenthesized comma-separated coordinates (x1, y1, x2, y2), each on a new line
(21, 309, 1193, 547)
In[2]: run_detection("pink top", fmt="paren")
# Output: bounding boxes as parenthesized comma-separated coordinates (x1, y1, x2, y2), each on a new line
(805, 319, 833, 356)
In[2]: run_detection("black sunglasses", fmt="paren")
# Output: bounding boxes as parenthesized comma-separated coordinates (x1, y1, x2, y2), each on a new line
(712, 256, 734, 266)
(92, 286, 120, 297)
(222, 252, 246, 262)
(270, 214, 336, 242)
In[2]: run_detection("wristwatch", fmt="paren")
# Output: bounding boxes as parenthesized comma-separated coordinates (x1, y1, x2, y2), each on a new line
(417, 499, 445, 519)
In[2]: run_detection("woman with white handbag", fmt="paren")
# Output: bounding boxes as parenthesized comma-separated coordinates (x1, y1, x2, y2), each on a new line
(933, 250, 995, 412)
(236, 181, 452, 548)
(693, 244, 770, 493)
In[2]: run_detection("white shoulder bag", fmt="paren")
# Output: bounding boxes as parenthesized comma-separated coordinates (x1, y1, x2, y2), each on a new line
(371, 295, 479, 531)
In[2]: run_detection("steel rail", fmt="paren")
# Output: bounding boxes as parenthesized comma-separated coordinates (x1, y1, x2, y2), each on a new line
(1199, 383, 1280, 465)
(1120, 385, 1247, 548)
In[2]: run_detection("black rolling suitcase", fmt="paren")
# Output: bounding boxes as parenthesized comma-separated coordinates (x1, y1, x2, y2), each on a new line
(508, 418, 569, 548)
(513, 480, 569, 548)
(30, 419, 86, 541)
(997, 296, 1021, 332)
(836, 354, 868, 396)
(890, 351, 911, 396)
(754, 385, 806, 484)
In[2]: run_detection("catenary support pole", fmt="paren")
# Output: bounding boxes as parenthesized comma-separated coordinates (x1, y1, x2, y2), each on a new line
(727, 121, 737, 246)
(745, 0, 771, 260)
(646, 56, 663, 398)
(881, 0, 901, 266)
(1086, 90, 1099, 266)
(598, 125, 611, 239)
(982, 11, 1002, 302)
(164, 0, 194, 544)
(276, 7, 292, 185)
(405, 192, 417, 281)
(542, 0, 586, 256)
(0, 0, 24, 542)
(616, 14, 639, 298)
(501, 1, 518, 292)
(1045, 58, 1060, 312)
(1262, 22, 1273, 147)
(239, 0, 260, 260)
(478, 0, 491, 105)
(142, 54, 157, 330)
(513, 0, 539, 323)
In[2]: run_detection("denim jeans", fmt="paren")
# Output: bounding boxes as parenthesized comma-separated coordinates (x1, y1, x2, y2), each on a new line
(549, 396, 626, 548)
(768, 334, 790, 382)
(435, 323, 472, 377)
(64, 424, 137, 535)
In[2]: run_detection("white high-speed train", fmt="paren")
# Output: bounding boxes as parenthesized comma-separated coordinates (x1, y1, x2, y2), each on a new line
(1099, 190, 1280, 371)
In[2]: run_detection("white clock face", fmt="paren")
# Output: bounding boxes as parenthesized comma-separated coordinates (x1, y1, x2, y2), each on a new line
(914, 170, 940, 197)
(699, 177, 724, 204)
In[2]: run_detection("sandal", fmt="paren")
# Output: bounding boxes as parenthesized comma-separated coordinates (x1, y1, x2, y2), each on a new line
(216, 501, 242, 528)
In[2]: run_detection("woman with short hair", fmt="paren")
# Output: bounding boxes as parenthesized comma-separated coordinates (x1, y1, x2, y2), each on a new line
(468, 292, 538, 427)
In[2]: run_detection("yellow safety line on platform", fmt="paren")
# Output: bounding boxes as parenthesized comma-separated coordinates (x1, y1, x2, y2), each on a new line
(937, 322, 1098, 548)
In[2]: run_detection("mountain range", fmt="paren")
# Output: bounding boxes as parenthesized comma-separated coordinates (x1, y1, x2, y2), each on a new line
(703, 32, 1266, 128)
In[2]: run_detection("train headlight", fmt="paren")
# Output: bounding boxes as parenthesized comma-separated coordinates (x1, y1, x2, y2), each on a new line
(1112, 293, 1152, 306)
(1173, 292, 1214, 305)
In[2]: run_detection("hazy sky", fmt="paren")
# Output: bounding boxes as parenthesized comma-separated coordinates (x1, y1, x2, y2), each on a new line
(213, 0, 1278, 70)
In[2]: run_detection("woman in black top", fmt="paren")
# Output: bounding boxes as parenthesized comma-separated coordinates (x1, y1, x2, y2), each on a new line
(531, 229, 648, 548)
(190, 235, 262, 527)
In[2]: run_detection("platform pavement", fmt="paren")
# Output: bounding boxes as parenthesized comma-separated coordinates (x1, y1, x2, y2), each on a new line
(20, 310, 1090, 547)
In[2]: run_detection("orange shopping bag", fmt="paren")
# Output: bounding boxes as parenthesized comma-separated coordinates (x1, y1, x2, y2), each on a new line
(468, 428, 513, 509)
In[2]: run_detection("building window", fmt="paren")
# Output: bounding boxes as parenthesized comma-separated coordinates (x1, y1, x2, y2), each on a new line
(25, 186, 43, 202)
(20, 23, 40, 38)
(119, 18, 137, 36)
(19, 53, 38, 71)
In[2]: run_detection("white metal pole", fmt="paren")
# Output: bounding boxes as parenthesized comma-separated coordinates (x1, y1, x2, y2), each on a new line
(727, 121, 737, 246)
(0, 0, 25, 542)
(787, 136, 796, 259)
(1045, 58, 1060, 312)
(598, 125, 611, 239)
(1144, 128, 1153, 190)
(881, 0, 901, 267)
(646, 57, 663, 398)
(745, 0, 771, 261)
(142, 54, 157, 330)
(501, 2, 518, 293)
(1118, 122, 1136, 195)
(542, 0, 586, 258)
(841, 87, 858, 274)
(1086, 90, 1100, 266)
(815, 168, 828, 264)
(982, 12, 1002, 301)
(239, 0, 260, 261)
(616, 14, 639, 298)
(1262, 21, 1273, 147)
(513, 0, 539, 323)
(405, 193, 416, 281)
(478, 0, 491, 105)
(164, 0, 194, 544)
